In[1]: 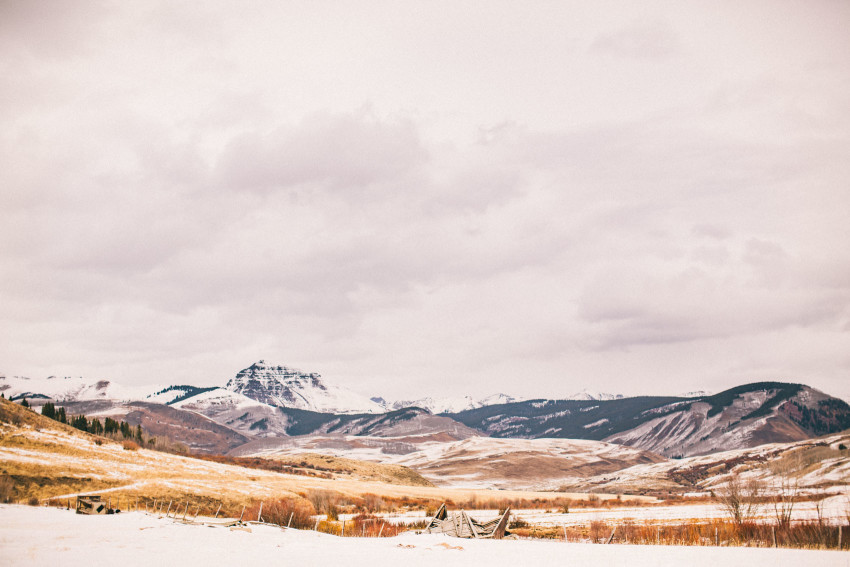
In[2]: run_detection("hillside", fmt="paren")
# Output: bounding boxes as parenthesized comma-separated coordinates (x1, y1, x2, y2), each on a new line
(448, 383, 850, 457)
(0, 398, 616, 507)
(234, 434, 667, 490)
(556, 429, 850, 496)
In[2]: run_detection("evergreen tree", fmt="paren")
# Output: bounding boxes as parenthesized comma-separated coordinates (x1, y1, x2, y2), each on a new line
(104, 417, 118, 434)
(120, 421, 132, 439)
(135, 424, 143, 442)
(89, 418, 103, 435)
(56, 407, 67, 424)
(41, 402, 56, 420)
(20, 397, 29, 408)
(71, 415, 89, 432)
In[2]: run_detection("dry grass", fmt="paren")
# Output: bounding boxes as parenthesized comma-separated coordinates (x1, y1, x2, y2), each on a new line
(509, 517, 849, 550)
(0, 399, 648, 515)
(199, 453, 433, 486)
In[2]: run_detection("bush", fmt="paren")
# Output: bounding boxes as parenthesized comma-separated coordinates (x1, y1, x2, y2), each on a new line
(246, 498, 316, 529)
(27, 496, 39, 506)
(0, 475, 14, 503)
(306, 489, 343, 520)
(122, 440, 140, 451)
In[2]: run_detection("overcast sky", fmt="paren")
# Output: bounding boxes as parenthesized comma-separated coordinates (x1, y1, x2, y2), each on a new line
(1, 1, 849, 401)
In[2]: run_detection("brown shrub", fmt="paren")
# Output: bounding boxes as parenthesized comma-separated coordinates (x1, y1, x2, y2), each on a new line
(122, 440, 140, 451)
(246, 497, 316, 529)
(345, 514, 412, 537)
(0, 475, 14, 503)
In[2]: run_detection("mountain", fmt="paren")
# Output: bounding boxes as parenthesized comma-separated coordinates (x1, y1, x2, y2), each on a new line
(556, 429, 850, 496)
(447, 382, 850, 458)
(381, 393, 523, 414)
(0, 374, 152, 402)
(225, 360, 384, 414)
(566, 389, 624, 401)
(236, 435, 666, 490)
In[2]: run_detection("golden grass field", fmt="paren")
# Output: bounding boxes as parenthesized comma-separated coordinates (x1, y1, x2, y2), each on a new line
(0, 399, 653, 516)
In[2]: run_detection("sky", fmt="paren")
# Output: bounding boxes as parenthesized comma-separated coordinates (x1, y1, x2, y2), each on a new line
(1, 1, 849, 401)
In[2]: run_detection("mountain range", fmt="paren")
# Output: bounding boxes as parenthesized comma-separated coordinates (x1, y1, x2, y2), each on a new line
(2, 361, 848, 461)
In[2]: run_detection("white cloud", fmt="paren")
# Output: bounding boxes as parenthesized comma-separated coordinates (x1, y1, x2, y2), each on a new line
(1, 1, 848, 401)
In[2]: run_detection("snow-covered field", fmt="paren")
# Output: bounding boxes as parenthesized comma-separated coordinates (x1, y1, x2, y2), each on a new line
(1, 505, 846, 567)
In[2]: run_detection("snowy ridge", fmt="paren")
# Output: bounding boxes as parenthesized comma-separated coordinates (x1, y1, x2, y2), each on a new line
(384, 393, 523, 414)
(0, 374, 154, 403)
(225, 360, 384, 414)
(566, 389, 624, 401)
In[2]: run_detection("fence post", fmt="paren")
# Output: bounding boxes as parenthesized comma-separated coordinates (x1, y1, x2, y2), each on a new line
(839, 525, 842, 549)
(314, 518, 320, 531)
(166, 500, 172, 517)
(606, 527, 616, 544)
(342, 520, 345, 537)
(258, 502, 263, 522)
(183, 502, 189, 521)
(214, 504, 221, 519)
(772, 526, 776, 548)
(239, 505, 245, 522)
(378, 522, 385, 538)
(563, 525, 567, 542)
(288, 512, 293, 528)
(715, 527, 718, 547)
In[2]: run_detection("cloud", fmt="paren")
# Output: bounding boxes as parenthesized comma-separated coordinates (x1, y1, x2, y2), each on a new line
(216, 110, 427, 194)
(590, 21, 681, 60)
(0, 2, 848, 400)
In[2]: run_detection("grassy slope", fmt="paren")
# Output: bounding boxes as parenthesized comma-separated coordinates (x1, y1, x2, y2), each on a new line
(1, 399, 636, 511)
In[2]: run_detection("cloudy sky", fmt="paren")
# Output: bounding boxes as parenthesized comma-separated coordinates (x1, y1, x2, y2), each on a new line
(2, 1, 849, 401)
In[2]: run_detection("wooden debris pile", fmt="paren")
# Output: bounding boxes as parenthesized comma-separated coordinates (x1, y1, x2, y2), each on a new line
(75, 495, 118, 515)
(425, 504, 510, 539)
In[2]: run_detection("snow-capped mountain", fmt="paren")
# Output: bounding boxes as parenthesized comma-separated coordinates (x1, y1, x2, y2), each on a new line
(381, 393, 523, 414)
(225, 360, 384, 414)
(680, 390, 712, 398)
(566, 389, 624, 401)
(0, 374, 152, 403)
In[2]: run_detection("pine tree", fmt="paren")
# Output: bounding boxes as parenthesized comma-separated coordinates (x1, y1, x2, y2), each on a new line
(41, 402, 56, 420)
(71, 415, 89, 432)
(20, 398, 29, 408)
(89, 418, 103, 435)
(56, 407, 67, 424)
(120, 421, 131, 439)
(135, 424, 143, 442)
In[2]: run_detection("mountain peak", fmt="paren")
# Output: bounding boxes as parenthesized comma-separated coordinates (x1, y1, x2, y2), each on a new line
(225, 360, 381, 414)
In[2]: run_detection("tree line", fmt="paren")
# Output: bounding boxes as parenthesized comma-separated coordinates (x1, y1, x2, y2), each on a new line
(40, 401, 143, 442)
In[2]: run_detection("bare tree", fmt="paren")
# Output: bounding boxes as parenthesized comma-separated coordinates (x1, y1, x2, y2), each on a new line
(717, 471, 763, 526)
(769, 455, 801, 528)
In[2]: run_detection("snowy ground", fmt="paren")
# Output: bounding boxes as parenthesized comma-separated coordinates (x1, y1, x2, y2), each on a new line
(1, 505, 847, 567)
(359, 497, 850, 526)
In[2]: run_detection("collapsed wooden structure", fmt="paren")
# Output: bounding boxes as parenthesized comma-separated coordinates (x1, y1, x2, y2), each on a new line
(425, 504, 511, 539)
(75, 495, 116, 515)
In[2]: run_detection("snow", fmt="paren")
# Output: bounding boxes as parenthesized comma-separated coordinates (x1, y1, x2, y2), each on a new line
(386, 393, 523, 414)
(568, 390, 623, 401)
(0, 375, 155, 403)
(1, 505, 845, 567)
(171, 387, 271, 412)
(226, 360, 384, 414)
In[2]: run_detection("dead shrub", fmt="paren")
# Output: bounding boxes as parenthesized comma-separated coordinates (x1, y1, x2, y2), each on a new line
(0, 475, 14, 503)
(246, 497, 316, 529)
(345, 514, 412, 537)
(122, 440, 140, 451)
(306, 489, 343, 520)
(27, 496, 39, 506)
